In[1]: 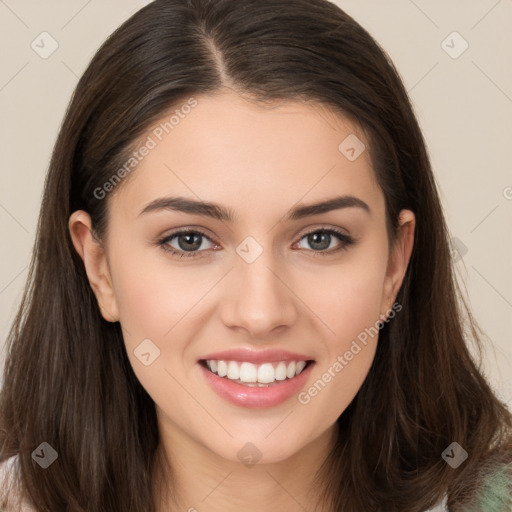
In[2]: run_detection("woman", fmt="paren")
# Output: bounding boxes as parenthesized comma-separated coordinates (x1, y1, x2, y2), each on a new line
(1, 0, 511, 510)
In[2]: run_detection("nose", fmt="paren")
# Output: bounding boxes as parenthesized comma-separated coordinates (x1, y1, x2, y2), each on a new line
(220, 249, 299, 339)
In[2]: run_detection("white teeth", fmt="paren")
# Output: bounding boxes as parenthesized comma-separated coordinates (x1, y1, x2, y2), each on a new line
(227, 361, 240, 380)
(275, 362, 287, 381)
(296, 361, 306, 375)
(217, 360, 227, 377)
(257, 363, 275, 384)
(286, 361, 296, 379)
(239, 362, 257, 383)
(204, 359, 310, 384)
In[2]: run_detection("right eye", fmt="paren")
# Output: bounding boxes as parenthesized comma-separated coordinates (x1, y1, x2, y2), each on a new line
(158, 229, 218, 258)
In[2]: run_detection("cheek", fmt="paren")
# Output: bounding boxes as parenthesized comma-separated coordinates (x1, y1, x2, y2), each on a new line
(302, 255, 387, 347)
(107, 249, 200, 403)
(336, 271, 385, 342)
(294, 249, 387, 417)
(109, 243, 201, 343)
(107, 242, 220, 397)
(297, 282, 382, 429)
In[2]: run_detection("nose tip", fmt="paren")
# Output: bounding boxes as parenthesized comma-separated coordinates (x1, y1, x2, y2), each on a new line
(220, 261, 298, 338)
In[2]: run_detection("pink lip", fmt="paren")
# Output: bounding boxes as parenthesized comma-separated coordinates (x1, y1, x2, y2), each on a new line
(199, 348, 312, 364)
(199, 360, 315, 409)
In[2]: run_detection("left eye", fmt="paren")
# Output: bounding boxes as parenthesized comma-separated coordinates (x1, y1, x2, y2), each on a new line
(296, 229, 351, 252)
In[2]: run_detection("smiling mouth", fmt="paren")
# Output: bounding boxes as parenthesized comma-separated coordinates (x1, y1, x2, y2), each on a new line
(200, 359, 315, 387)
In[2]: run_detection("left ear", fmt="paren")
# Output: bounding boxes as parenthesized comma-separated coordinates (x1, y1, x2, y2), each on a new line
(380, 209, 415, 317)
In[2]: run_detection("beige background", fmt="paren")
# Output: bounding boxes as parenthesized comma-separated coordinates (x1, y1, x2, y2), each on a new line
(0, 0, 511, 407)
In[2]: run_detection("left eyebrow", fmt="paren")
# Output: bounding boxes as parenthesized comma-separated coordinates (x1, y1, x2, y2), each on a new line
(138, 194, 371, 222)
(284, 195, 371, 221)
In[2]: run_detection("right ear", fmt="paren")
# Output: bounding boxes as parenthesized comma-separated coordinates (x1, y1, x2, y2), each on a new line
(68, 211, 120, 322)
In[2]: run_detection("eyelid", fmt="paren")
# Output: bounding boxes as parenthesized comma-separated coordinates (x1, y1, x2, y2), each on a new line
(296, 223, 351, 239)
(157, 225, 220, 245)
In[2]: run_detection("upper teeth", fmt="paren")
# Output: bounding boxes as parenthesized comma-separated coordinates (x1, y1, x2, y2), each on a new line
(206, 360, 307, 384)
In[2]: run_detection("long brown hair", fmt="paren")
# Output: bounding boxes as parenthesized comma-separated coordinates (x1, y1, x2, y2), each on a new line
(1, 0, 511, 510)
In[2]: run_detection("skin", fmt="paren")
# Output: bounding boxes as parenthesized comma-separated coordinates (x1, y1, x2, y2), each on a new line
(69, 90, 415, 511)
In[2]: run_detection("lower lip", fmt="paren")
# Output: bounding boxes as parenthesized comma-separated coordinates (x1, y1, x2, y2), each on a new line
(199, 361, 314, 409)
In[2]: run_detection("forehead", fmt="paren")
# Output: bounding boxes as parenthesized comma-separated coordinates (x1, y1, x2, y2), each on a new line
(109, 91, 383, 220)
(148, 91, 369, 167)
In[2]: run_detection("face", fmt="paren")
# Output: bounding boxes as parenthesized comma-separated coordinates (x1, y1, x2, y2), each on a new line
(70, 90, 414, 465)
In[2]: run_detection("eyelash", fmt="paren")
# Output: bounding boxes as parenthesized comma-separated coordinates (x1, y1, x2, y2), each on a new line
(157, 227, 356, 259)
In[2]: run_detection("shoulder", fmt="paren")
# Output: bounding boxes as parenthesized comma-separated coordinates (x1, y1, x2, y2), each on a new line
(424, 460, 512, 512)
(424, 494, 448, 511)
(469, 460, 512, 511)
(0, 455, 37, 511)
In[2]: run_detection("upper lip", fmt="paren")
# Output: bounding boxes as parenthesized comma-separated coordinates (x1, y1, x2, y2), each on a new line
(199, 348, 313, 364)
